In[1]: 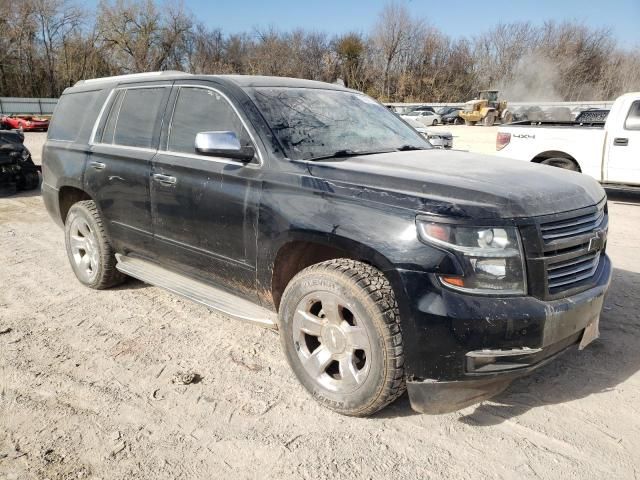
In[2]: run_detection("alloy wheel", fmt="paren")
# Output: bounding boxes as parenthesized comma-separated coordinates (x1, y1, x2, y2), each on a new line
(292, 291, 372, 393)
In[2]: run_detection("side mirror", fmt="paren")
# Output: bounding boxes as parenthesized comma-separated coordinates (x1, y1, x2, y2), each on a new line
(195, 131, 255, 161)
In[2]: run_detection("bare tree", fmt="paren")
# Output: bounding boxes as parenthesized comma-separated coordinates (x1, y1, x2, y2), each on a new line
(1, 0, 637, 102)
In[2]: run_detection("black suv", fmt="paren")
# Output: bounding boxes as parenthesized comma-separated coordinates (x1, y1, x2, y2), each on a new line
(42, 72, 611, 416)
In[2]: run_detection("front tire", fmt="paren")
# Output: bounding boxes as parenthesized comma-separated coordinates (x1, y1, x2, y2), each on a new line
(64, 200, 125, 289)
(483, 112, 496, 126)
(279, 259, 405, 417)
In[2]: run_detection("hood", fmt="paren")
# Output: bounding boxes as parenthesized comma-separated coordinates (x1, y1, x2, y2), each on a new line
(306, 149, 605, 220)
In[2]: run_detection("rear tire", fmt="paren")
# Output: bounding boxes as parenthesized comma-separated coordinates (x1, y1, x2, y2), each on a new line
(279, 259, 405, 417)
(540, 157, 579, 171)
(64, 200, 125, 289)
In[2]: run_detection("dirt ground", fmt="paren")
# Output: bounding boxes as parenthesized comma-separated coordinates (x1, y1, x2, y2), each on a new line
(1, 131, 639, 479)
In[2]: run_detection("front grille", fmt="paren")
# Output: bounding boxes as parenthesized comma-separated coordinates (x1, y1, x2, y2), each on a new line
(523, 199, 608, 299)
(547, 251, 601, 293)
(540, 208, 605, 243)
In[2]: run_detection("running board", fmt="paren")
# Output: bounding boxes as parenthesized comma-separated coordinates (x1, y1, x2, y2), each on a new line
(115, 254, 277, 329)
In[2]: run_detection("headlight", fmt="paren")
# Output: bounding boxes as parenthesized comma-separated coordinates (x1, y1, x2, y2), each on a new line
(417, 220, 527, 295)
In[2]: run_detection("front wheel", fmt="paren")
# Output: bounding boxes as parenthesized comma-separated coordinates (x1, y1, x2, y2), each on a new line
(279, 259, 405, 417)
(64, 200, 125, 289)
(432, 119, 438, 126)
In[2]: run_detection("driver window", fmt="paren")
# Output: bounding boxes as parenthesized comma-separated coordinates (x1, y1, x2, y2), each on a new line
(168, 87, 251, 154)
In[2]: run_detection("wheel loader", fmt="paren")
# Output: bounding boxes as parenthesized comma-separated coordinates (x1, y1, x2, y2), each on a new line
(459, 90, 513, 126)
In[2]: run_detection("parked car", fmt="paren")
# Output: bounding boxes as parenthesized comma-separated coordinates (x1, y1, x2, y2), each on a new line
(497, 92, 639, 187)
(402, 109, 441, 126)
(0, 115, 50, 131)
(401, 115, 453, 148)
(0, 129, 40, 196)
(43, 72, 610, 416)
(437, 106, 463, 125)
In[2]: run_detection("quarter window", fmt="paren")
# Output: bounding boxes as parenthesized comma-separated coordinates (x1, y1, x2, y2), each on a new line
(625, 101, 640, 130)
(168, 87, 251, 155)
(49, 90, 100, 141)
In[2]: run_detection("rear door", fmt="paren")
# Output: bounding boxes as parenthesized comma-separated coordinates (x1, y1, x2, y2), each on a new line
(85, 83, 171, 256)
(606, 99, 640, 185)
(150, 83, 263, 299)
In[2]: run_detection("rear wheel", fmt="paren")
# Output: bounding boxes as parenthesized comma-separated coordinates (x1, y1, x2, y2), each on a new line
(540, 157, 579, 171)
(279, 259, 405, 417)
(64, 200, 125, 289)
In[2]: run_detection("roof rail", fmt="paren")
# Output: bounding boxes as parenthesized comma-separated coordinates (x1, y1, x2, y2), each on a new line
(74, 70, 190, 86)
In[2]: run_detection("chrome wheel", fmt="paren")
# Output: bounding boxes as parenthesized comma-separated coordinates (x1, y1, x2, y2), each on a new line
(68, 217, 99, 283)
(292, 291, 372, 393)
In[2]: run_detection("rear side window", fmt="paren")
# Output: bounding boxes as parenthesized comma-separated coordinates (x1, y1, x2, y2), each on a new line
(167, 87, 250, 154)
(625, 101, 640, 130)
(48, 90, 100, 141)
(99, 87, 167, 148)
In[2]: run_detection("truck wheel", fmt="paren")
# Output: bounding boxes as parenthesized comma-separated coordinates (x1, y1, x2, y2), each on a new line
(64, 200, 125, 289)
(464, 120, 476, 126)
(502, 111, 513, 124)
(540, 157, 579, 171)
(279, 259, 405, 417)
(483, 112, 496, 126)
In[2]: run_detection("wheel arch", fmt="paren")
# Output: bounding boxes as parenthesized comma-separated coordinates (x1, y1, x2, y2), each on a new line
(58, 186, 93, 224)
(268, 233, 398, 312)
(531, 151, 582, 172)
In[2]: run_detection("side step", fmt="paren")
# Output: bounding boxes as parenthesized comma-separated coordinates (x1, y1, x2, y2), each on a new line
(115, 254, 277, 329)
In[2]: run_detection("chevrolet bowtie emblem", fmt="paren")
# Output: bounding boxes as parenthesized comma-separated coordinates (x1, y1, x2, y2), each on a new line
(588, 230, 607, 252)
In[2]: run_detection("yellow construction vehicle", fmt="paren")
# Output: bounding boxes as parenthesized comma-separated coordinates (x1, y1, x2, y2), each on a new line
(459, 90, 513, 126)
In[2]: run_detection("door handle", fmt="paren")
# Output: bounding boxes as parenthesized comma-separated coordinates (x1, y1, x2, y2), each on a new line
(89, 161, 106, 170)
(152, 173, 177, 186)
(614, 137, 629, 146)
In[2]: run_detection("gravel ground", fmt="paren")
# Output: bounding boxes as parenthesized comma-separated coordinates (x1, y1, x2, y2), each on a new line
(1, 130, 639, 479)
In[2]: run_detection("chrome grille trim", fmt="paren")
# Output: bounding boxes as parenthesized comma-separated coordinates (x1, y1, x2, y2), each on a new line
(547, 252, 601, 290)
(540, 209, 605, 242)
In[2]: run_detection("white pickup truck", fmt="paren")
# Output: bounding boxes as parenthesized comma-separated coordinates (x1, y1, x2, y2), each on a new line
(496, 92, 640, 187)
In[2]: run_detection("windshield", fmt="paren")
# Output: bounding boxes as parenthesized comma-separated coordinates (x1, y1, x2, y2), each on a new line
(247, 87, 430, 161)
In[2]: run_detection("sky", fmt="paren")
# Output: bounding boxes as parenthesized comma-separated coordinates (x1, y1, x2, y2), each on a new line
(174, 0, 639, 48)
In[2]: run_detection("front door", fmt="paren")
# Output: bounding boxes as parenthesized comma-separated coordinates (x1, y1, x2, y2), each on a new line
(85, 84, 171, 256)
(606, 99, 640, 185)
(150, 84, 262, 299)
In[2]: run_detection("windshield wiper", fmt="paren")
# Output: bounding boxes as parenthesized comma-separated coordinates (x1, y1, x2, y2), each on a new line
(396, 144, 428, 151)
(307, 149, 384, 161)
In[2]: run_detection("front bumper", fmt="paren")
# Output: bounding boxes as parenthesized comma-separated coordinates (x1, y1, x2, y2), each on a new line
(396, 254, 611, 414)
